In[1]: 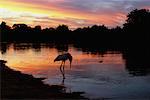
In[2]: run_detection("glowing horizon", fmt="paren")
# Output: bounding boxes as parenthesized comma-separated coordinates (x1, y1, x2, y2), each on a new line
(0, 0, 150, 29)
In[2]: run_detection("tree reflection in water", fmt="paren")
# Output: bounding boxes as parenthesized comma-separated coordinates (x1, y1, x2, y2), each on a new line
(1, 42, 150, 77)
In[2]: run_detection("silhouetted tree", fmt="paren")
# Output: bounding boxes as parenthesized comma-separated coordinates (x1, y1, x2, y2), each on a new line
(123, 9, 150, 47)
(11, 24, 33, 41)
(54, 25, 71, 42)
(0, 21, 11, 41)
(56, 25, 70, 33)
(34, 25, 41, 32)
(124, 9, 150, 29)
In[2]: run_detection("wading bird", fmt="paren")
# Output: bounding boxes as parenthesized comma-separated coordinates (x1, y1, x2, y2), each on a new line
(54, 53, 72, 79)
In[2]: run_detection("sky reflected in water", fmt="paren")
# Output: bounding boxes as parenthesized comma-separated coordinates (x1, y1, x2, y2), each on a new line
(1, 43, 150, 99)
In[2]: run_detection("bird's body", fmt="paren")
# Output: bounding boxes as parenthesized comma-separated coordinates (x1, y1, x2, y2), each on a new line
(54, 53, 72, 79)
(54, 53, 72, 66)
(54, 54, 70, 61)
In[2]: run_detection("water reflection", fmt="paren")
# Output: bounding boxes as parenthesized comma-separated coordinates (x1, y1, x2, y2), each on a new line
(122, 50, 150, 76)
(0, 43, 10, 54)
(55, 43, 69, 53)
(61, 78, 65, 85)
(1, 42, 150, 99)
(1, 42, 149, 76)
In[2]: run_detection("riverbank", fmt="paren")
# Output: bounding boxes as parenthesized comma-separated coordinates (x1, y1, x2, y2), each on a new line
(0, 60, 87, 99)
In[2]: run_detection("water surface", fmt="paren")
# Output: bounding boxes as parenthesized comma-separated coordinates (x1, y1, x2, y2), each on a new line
(1, 43, 150, 99)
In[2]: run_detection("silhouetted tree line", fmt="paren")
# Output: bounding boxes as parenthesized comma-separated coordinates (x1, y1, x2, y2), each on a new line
(0, 9, 150, 48)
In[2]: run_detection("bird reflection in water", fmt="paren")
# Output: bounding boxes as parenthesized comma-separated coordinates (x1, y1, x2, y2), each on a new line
(99, 54, 104, 63)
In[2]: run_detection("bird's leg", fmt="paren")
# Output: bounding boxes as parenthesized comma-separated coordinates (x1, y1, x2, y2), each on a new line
(60, 61, 63, 67)
(63, 61, 65, 71)
(63, 61, 65, 79)
(60, 61, 64, 78)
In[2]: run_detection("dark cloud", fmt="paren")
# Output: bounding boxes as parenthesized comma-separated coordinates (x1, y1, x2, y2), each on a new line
(55, 0, 150, 14)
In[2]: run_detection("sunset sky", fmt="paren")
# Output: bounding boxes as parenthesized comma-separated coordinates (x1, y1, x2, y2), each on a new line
(0, 0, 150, 29)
